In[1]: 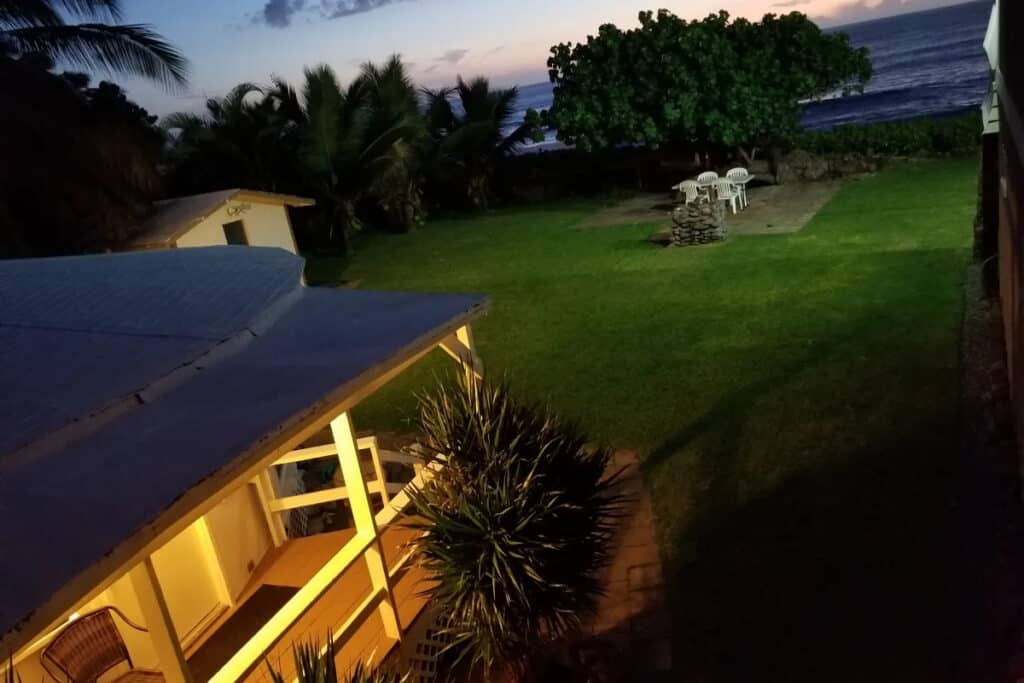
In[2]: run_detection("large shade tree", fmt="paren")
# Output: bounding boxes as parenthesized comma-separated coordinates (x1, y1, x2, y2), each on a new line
(541, 10, 872, 160)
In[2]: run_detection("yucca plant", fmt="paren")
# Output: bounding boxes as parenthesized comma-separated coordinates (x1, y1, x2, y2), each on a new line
(407, 374, 624, 680)
(266, 635, 407, 683)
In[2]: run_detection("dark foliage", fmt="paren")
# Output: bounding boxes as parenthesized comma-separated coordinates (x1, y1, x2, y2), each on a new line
(541, 10, 871, 157)
(792, 113, 981, 157)
(0, 54, 165, 255)
(406, 374, 624, 679)
(265, 635, 407, 682)
(423, 77, 543, 210)
(0, 0, 188, 88)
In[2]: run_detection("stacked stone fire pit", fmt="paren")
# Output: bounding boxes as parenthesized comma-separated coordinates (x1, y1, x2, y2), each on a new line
(670, 201, 727, 246)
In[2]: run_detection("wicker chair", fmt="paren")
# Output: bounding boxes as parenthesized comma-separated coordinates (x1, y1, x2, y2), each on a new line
(41, 607, 165, 683)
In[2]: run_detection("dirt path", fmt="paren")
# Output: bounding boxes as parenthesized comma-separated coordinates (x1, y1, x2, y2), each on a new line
(728, 180, 845, 235)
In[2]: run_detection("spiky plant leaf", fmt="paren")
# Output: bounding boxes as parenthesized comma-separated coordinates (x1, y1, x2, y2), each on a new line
(407, 374, 625, 679)
(265, 635, 408, 683)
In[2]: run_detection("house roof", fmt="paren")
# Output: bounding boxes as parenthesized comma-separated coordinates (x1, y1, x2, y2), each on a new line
(129, 189, 316, 249)
(0, 247, 486, 652)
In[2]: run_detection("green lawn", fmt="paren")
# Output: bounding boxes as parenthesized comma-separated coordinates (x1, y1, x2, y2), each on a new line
(310, 159, 977, 681)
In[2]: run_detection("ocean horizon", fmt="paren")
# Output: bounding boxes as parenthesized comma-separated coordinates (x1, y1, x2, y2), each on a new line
(508, 0, 992, 151)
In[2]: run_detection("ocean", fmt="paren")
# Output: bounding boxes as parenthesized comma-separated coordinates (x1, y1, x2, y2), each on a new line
(509, 0, 992, 149)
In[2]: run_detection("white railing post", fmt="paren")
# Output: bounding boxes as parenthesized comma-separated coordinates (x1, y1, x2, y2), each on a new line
(253, 472, 287, 547)
(439, 323, 483, 383)
(128, 558, 194, 683)
(330, 412, 402, 640)
(363, 436, 391, 506)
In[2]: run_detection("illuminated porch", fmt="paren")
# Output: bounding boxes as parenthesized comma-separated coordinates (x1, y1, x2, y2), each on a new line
(4, 317, 480, 683)
(186, 524, 432, 682)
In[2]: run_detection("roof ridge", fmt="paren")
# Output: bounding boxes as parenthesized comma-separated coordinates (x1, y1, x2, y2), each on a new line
(0, 281, 306, 473)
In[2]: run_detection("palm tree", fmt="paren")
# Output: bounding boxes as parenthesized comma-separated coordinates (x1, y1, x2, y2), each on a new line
(163, 82, 301, 194)
(357, 55, 426, 232)
(292, 61, 423, 252)
(423, 76, 542, 209)
(0, 0, 187, 88)
(165, 57, 425, 252)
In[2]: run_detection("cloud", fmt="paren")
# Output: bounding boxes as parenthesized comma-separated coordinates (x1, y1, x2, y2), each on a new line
(772, 0, 812, 6)
(481, 45, 505, 58)
(257, 0, 410, 28)
(320, 0, 409, 20)
(435, 48, 469, 64)
(261, 0, 305, 27)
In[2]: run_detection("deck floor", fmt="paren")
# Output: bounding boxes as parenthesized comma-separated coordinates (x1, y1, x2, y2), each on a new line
(185, 525, 431, 682)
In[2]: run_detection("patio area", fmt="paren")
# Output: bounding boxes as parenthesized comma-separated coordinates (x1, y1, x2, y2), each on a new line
(579, 179, 848, 240)
(185, 524, 430, 682)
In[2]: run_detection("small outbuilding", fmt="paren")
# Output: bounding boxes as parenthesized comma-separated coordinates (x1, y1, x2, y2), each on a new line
(128, 189, 314, 254)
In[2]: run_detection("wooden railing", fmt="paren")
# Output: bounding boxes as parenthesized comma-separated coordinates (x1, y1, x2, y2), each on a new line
(208, 413, 436, 683)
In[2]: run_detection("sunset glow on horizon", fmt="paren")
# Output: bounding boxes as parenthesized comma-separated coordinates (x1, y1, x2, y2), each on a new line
(116, 0, 982, 116)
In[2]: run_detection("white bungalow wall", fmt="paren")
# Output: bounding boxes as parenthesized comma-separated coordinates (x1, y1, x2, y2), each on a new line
(204, 483, 274, 600)
(174, 202, 299, 254)
(11, 488, 275, 680)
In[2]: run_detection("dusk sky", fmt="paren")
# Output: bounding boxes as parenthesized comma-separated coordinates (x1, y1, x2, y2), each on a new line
(117, 0, 978, 117)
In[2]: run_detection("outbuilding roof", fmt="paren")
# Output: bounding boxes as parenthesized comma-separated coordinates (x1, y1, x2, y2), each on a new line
(0, 247, 486, 651)
(129, 189, 315, 249)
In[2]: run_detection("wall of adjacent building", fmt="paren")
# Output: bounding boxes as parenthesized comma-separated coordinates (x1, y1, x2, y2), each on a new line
(996, 0, 1024, 444)
(204, 483, 274, 600)
(175, 202, 299, 254)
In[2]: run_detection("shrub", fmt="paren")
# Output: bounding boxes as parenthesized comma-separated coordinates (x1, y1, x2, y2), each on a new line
(407, 374, 624, 680)
(265, 636, 407, 683)
(792, 113, 980, 157)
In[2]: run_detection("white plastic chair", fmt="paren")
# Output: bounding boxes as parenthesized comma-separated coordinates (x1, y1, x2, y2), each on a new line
(726, 168, 753, 209)
(715, 178, 740, 214)
(696, 171, 719, 188)
(673, 180, 702, 205)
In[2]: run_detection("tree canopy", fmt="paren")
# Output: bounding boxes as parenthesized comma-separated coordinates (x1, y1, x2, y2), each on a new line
(423, 76, 543, 209)
(541, 10, 872, 154)
(0, 55, 165, 255)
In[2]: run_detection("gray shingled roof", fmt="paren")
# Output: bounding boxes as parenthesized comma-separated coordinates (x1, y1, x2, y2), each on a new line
(0, 247, 486, 645)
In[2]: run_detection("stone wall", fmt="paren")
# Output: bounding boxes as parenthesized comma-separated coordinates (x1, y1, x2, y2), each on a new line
(776, 150, 882, 184)
(670, 201, 727, 246)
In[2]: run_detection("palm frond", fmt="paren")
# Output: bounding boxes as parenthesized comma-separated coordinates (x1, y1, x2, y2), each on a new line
(4, 22, 188, 88)
(421, 86, 455, 134)
(55, 0, 120, 19)
(267, 74, 304, 123)
(300, 64, 344, 175)
(0, 0, 118, 27)
(220, 81, 262, 119)
(0, 0, 62, 27)
(160, 110, 204, 132)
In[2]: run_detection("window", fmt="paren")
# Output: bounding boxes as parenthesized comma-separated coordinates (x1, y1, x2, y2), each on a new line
(223, 220, 248, 245)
